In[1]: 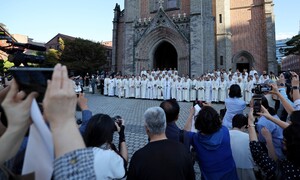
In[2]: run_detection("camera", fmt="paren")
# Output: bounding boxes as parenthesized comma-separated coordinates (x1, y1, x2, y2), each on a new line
(112, 115, 122, 129)
(193, 100, 205, 108)
(9, 67, 53, 102)
(251, 84, 272, 94)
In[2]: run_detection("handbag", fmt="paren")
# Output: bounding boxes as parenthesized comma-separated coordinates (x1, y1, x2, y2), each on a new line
(89, 86, 93, 92)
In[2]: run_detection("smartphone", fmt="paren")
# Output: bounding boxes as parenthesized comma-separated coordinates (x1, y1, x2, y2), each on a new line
(253, 98, 262, 116)
(9, 67, 54, 102)
(193, 100, 205, 108)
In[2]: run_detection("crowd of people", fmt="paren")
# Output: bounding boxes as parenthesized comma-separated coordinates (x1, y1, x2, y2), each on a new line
(0, 63, 300, 180)
(98, 67, 278, 105)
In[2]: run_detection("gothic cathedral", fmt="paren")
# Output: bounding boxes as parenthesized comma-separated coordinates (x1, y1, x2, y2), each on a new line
(112, 0, 277, 76)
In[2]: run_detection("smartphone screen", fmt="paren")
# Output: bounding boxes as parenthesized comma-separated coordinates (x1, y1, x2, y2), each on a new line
(253, 98, 262, 116)
(9, 67, 54, 102)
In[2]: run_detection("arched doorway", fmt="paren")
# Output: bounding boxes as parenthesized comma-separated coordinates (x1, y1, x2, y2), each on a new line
(153, 41, 177, 70)
(232, 51, 255, 72)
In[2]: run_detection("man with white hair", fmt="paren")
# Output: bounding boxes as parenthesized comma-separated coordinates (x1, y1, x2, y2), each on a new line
(127, 107, 195, 180)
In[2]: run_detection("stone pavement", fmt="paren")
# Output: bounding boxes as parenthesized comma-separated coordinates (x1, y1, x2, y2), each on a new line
(80, 93, 229, 179)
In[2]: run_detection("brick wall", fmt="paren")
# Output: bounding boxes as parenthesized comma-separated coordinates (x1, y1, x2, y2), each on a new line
(281, 55, 300, 75)
(230, 0, 268, 73)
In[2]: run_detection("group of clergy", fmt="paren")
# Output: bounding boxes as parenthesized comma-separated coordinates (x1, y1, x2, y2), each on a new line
(102, 67, 276, 104)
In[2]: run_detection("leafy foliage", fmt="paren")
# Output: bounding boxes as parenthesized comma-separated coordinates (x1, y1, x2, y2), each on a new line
(43, 49, 60, 67)
(284, 34, 300, 56)
(3, 59, 14, 71)
(60, 38, 106, 73)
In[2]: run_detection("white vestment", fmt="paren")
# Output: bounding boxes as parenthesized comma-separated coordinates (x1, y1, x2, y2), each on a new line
(176, 81, 183, 101)
(182, 81, 190, 102)
(108, 79, 115, 96)
(219, 80, 227, 102)
(245, 81, 254, 104)
(212, 80, 219, 102)
(146, 80, 154, 99)
(103, 78, 109, 95)
(196, 80, 205, 101)
(170, 80, 177, 99)
(135, 79, 141, 99)
(141, 79, 148, 99)
(190, 80, 197, 101)
(204, 80, 211, 102)
(123, 79, 129, 98)
(164, 80, 171, 100)
(129, 78, 135, 98)
(157, 80, 164, 100)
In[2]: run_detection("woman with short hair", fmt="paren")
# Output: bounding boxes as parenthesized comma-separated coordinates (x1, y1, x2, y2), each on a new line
(222, 84, 246, 129)
(184, 106, 238, 179)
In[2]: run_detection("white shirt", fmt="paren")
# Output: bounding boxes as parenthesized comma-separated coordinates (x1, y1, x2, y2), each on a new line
(93, 147, 125, 180)
(229, 130, 255, 169)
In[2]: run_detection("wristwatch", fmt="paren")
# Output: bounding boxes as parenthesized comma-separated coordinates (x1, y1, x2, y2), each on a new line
(247, 124, 255, 128)
(292, 86, 299, 90)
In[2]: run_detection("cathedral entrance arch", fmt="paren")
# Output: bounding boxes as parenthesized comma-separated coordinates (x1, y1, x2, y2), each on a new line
(153, 41, 177, 70)
(232, 51, 255, 72)
(134, 27, 189, 75)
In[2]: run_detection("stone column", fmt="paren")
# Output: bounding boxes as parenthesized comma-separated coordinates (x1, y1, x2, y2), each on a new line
(123, 0, 139, 75)
(112, 4, 120, 72)
(190, 0, 204, 76)
(202, 0, 216, 73)
(264, 0, 277, 74)
(215, 0, 232, 71)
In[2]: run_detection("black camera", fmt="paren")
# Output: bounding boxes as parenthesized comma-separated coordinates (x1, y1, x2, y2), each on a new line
(112, 115, 122, 128)
(251, 84, 272, 94)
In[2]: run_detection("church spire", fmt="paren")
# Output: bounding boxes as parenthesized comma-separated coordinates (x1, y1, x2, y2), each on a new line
(158, 0, 164, 10)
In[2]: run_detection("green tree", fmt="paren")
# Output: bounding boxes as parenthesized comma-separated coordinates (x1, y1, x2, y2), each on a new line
(58, 37, 65, 52)
(3, 59, 14, 71)
(60, 38, 106, 73)
(283, 34, 300, 56)
(43, 49, 60, 67)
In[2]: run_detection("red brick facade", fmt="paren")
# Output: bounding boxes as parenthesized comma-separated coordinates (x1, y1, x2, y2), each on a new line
(113, 0, 276, 75)
(230, 0, 269, 73)
(281, 55, 300, 75)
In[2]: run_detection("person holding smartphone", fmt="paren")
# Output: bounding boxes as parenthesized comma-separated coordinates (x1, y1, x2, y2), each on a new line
(250, 95, 284, 160)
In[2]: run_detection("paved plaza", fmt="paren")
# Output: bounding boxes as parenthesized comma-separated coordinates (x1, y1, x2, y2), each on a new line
(80, 93, 230, 179)
(82, 93, 226, 157)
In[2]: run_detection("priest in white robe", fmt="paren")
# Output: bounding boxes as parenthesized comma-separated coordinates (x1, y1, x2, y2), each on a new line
(190, 77, 197, 101)
(140, 76, 148, 99)
(211, 77, 219, 102)
(129, 76, 135, 98)
(108, 76, 115, 96)
(218, 78, 227, 102)
(135, 76, 142, 99)
(182, 78, 190, 102)
(204, 77, 212, 102)
(170, 78, 177, 99)
(176, 78, 183, 101)
(146, 77, 154, 99)
(196, 77, 205, 101)
(163, 77, 171, 100)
